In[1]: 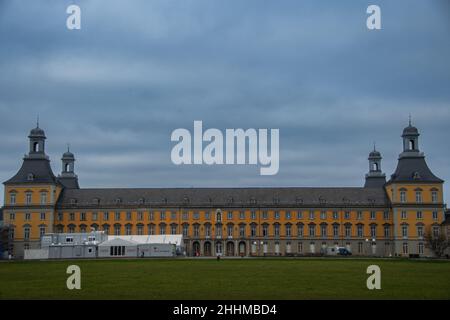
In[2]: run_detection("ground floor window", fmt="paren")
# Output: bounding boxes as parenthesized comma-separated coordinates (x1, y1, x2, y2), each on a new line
(418, 242, 424, 254)
(297, 242, 303, 253)
(402, 242, 408, 255)
(358, 242, 363, 254)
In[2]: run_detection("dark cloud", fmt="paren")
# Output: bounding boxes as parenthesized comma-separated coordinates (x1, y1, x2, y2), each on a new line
(0, 0, 449, 203)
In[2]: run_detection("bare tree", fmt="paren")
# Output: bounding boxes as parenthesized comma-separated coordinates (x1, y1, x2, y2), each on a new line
(424, 227, 450, 258)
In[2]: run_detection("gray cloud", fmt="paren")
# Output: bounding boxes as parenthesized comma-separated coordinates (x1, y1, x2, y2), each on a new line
(0, 0, 449, 204)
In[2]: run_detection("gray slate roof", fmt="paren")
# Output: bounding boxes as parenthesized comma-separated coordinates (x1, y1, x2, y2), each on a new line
(58, 187, 389, 208)
(388, 156, 443, 184)
(3, 158, 57, 185)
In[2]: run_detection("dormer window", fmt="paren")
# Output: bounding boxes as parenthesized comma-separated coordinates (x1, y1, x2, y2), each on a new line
(92, 198, 100, 205)
(413, 172, 421, 180)
(296, 198, 303, 205)
(162, 197, 168, 204)
(183, 196, 189, 204)
(115, 198, 122, 204)
(250, 197, 257, 205)
(27, 173, 34, 181)
(319, 197, 326, 205)
(227, 197, 233, 204)
(273, 198, 280, 204)
(70, 198, 77, 205)
(139, 198, 145, 205)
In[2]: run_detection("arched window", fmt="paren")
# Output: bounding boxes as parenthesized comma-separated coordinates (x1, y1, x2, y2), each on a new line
(33, 142, 39, 152)
(65, 163, 70, 172)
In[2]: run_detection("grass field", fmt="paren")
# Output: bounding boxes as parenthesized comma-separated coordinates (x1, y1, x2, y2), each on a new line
(0, 258, 449, 299)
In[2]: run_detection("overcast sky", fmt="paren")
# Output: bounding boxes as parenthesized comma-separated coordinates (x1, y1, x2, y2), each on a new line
(0, 0, 449, 204)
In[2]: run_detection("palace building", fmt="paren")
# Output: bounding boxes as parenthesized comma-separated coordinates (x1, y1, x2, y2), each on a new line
(1, 121, 446, 259)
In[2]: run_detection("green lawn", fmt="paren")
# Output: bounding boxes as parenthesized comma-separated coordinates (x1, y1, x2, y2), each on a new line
(0, 258, 449, 299)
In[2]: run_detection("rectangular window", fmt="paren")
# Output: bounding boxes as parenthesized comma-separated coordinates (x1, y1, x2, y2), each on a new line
(402, 243, 408, 254)
(10, 193, 16, 205)
(160, 212, 166, 220)
(126, 212, 132, 221)
(384, 226, 390, 238)
(92, 212, 98, 221)
(344, 211, 350, 220)
(240, 211, 245, 220)
(262, 211, 268, 220)
(227, 212, 233, 220)
(149, 212, 154, 221)
(182, 212, 188, 220)
(332, 211, 339, 220)
(309, 211, 315, 220)
(333, 225, 339, 237)
(205, 212, 211, 220)
(357, 225, 363, 237)
(286, 224, 291, 237)
(400, 191, 406, 203)
(432, 211, 438, 220)
(415, 191, 422, 203)
(297, 225, 304, 237)
(418, 242, 424, 254)
(370, 211, 376, 220)
(40, 192, 47, 205)
(25, 213, 31, 221)
(137, 212, 143, 221)
(171, 212, 177, 220)
(416, 211, 423, 219)
(239, 225, 245, 237)
(115, 212, 121, 221)
(227, 225, 233, 237)
(125, 225, 132, 235)
(26, 193, 32, 205)
(24, 228, 30, 240)
(183, 224, 189, 237)
(370, 225, 377, 238)
(383, 211, 390, 220)
(148, 224, 155, 235)
(40, 212, 46, 220)
(159, 224, 166, 235)
(417, 226, 424, 238)
(251, 211, 257, 220)
(9, 213, 15, 221)
(205, 225, 211, 237)
(309, 225, 315, 237)
(193, 212, 200, 220)
(357, 211, 363, 220)
(431, 191, 438, 203)
(297, 242, 303, 253)
(320, 211, 326, 220)
(262, 225, 269, 237)
(171, 225, 177, 235)
(80, 212, 86, 221)
(401, 211, 407, 219)
(251, 225, 256, 237)
(274, 211, 280, 220)
(137, 225, 143, 235)
(194, 224, 200, 237)
(345, 225, 351, 238)
(274, 224, 280, 237)
(103, 212, 109, 220)
(402, 225, 408, 238)
(321, 225, 327, 237)
(286, 212, 291, 220)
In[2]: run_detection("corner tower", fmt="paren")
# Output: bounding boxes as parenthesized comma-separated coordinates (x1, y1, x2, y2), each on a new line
(385, 120, 445, 257)
(2, 124, 62, 258)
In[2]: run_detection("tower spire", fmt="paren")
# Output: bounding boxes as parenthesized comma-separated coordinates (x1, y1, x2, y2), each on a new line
(409, 114, 412, 126)
(37, 114, 40, 128)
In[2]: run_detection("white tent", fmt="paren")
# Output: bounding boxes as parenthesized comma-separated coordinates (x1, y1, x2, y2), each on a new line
(108, 235, 183, 246)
